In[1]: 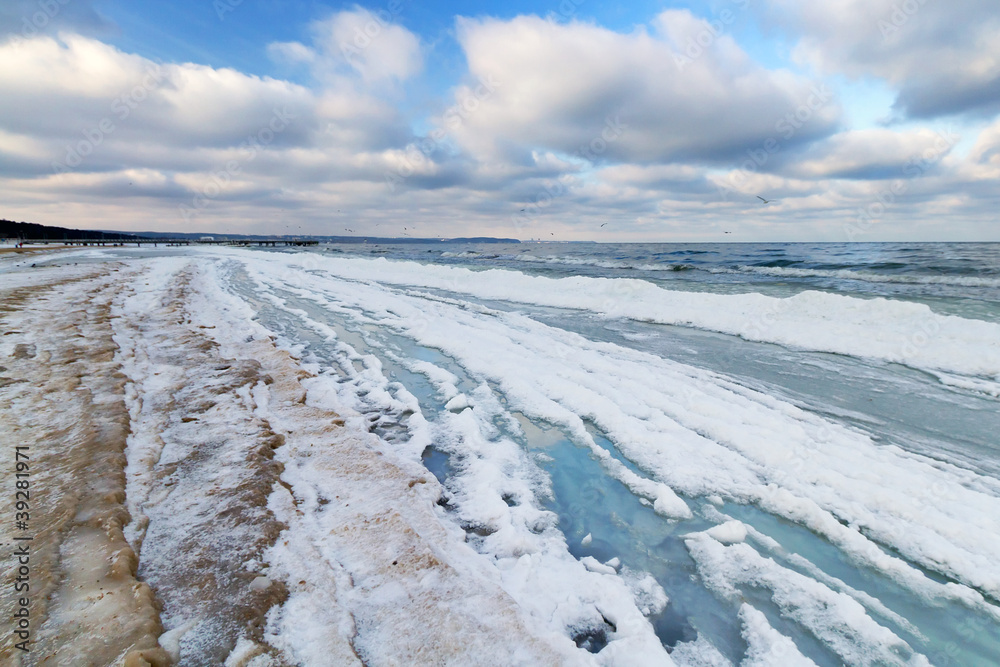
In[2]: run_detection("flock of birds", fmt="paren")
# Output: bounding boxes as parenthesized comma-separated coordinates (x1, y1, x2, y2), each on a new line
(290, 194, 777, 238)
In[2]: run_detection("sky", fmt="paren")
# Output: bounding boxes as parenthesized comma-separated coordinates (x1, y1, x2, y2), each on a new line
(1, 0, 998, 242)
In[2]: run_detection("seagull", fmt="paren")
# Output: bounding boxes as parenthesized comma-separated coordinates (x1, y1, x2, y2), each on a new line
(757, 196, 776, 204)
(600, 222, 608, 227)
(724, 231, 732, 234)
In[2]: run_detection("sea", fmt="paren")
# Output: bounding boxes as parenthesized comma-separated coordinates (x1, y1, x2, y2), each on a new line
(332, 240, 1000, 320)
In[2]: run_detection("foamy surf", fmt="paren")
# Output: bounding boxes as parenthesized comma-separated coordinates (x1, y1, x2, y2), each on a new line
(220, 250, 1000, 381)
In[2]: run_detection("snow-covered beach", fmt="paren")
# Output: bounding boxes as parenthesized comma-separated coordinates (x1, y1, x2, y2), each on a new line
(3, 243, 1000, 665)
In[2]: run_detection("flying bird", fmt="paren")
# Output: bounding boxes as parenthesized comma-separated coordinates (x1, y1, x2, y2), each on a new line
(600, 222, 608, 227)
(757, 196, 776, 204)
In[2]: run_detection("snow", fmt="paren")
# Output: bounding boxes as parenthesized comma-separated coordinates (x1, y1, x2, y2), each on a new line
(224, 250, 1000, 617)
(212, 250, 1000, 380)
(705, 521, 748, 545)
(738, 604, 817, 667)
(686, 532, 930, 665)
(7, 245, 1000, 664)
(190, 259, 674, 664)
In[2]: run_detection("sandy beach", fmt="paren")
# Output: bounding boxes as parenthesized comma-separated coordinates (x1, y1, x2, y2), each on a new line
(0, 252, 580, 665)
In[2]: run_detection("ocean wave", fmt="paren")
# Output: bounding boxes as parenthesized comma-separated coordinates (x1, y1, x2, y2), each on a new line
(234, 251, 1000, 380)
(433, 253, 1000, 288)
(720, 265, 1000, 288)
(502, 254, 698, 273)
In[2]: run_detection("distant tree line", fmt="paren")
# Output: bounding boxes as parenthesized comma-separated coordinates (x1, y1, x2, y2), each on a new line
(0, 219, 149, 241)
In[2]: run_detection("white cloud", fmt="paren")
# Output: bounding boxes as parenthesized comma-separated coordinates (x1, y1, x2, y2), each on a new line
(0, 34, 318, 158)
(0, 30, 422, 233)
(778, 128, 959, 179)
(267, 41, 317, 66)
(768, 0, 1000, 118)
(447, 12, 841, 166)
(307, 8, 423, 83)
(0, 7, 997, 242)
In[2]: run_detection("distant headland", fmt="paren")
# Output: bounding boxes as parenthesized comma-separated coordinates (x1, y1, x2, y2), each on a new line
(0, 219, 520, 245)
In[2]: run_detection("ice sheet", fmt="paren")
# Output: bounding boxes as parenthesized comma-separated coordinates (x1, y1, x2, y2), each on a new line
(210, 247, 1000, 662)
(206, 250, 1000, 380)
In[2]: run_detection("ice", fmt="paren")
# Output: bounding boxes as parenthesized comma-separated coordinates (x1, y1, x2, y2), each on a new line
(582, 556, 619, 575)
(10, 245, 999, 663)
(209, 247, 1000, 661)
(705, 521, 747, 545)
(193, 259, 674, 664)
(227, 251, 1000, 613)
(218, 250, 1000, 380)
(686, 532, 930, 665)
(669, 635, 733, 666)
(738, 604, 817, 667)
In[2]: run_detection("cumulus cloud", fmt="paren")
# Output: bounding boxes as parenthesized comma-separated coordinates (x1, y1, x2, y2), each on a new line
(768, 0, 1000, 118)
(775, 128, 959, 179)
(0, 34, 317, 160)
(0, 6, 996, 241)
(0, 29, 424, 234)
(447, 12, 841, 167)
(269, 7, 423, 84)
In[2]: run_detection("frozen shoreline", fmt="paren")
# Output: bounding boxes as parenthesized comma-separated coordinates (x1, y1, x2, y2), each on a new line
(2, 246, 999, 665)
(0, 253, 669, 665)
